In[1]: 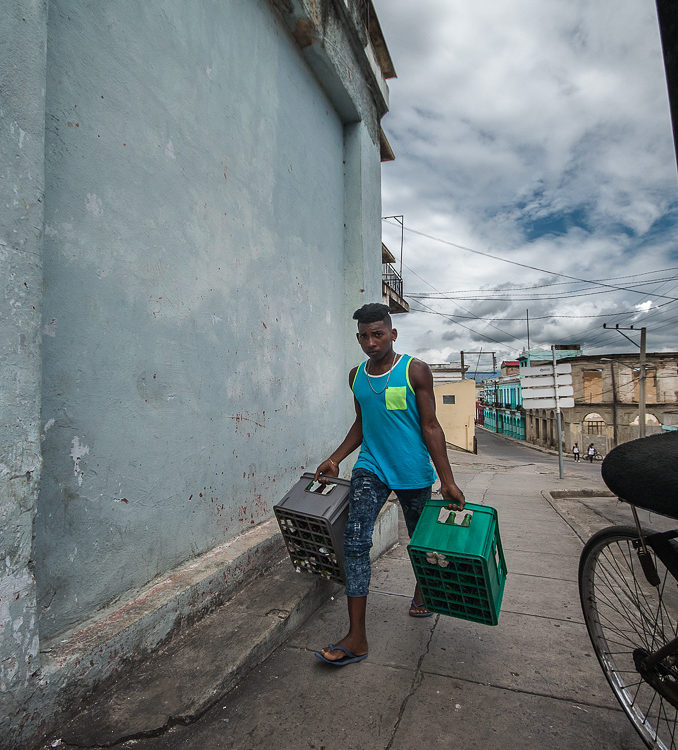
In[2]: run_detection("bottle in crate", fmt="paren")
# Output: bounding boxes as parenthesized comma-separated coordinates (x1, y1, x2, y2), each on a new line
(273, 473, 350, 583)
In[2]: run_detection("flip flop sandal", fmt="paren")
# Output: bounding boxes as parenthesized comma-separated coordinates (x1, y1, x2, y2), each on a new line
(314, 644, 368, 666)
(409, 599, 434, 617)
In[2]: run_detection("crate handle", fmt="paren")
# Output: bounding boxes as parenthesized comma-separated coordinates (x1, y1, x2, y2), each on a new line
(437, 507, 473, 526)
(305, 480, 336, 495)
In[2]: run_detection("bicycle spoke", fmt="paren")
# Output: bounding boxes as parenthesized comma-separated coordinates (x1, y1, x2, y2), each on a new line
(580, 526, 678, 750)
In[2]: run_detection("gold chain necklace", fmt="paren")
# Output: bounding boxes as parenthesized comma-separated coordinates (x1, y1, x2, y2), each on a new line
(365, 351, 398, 395)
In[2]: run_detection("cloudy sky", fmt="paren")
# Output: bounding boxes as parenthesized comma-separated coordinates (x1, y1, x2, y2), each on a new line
(375, 0, 678, 371)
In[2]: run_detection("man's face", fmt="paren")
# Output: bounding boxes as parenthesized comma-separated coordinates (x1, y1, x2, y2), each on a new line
(356, 320, 397, 359)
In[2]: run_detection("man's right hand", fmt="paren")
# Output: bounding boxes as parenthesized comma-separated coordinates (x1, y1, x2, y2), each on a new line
(314, 459, 339, 483)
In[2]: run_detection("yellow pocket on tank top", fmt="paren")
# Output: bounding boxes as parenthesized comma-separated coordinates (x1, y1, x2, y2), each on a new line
(385, 386, 407, 410)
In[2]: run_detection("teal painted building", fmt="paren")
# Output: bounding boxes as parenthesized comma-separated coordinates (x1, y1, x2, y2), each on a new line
(483, 377, 526, 440)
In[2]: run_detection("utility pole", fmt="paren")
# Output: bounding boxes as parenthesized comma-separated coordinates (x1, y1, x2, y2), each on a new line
(464, 351, 497, 431)
(603, 324, 647, 439)
(610, 362, 619, 447)
(639, 327, 647, 438)
(526, 309, 530, 351)
(462, 351, 496, 380)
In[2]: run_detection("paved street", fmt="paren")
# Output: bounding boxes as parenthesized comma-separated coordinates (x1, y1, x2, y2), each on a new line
(55, 431, 647, 750)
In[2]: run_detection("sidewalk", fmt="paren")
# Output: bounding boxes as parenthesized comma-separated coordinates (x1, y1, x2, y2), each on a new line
(47, 442, 645, 749)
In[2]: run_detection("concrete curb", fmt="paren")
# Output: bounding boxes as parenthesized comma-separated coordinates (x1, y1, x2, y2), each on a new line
(36, 504, 399, 749)
(56, 562, 338, 747)
(40, 519, 286, 682)
(548, 488, 615, 499)
(540, 488, 616, 545)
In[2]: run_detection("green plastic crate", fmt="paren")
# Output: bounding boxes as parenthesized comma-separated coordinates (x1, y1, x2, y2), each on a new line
(407, 500, 507, 625)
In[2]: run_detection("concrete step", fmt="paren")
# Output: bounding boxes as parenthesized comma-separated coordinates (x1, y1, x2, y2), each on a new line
(58, 561, 337, 747)
(50, 502, 399, 749)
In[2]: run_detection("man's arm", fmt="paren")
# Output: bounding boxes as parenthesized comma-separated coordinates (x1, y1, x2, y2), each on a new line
(409, 358, 466, 510)
(314, 367, 363, 482)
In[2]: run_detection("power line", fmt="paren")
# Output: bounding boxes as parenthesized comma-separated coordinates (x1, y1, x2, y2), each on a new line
(407, 307, 667, 322)
(403, 262, 519, 342)
(409, 300, 513, 347)
(407, 268, 678, 295)
(386, 219, 678, 302)
(408, 278, 678, 303)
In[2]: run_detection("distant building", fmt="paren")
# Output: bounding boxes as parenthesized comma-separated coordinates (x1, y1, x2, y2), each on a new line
(500, 360, 519, 377)
(524, 353, 678, 455)
(433, 380, 477, 452)
(481, 376, 525, 440)
(429, 362, 468, 385)
(518, 345, 583, 366)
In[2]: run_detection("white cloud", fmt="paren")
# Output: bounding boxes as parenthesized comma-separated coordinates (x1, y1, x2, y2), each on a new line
(375, 0, 678, 361)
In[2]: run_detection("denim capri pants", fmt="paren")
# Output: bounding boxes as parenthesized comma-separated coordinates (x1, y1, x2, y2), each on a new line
(344, 468, 431, 598)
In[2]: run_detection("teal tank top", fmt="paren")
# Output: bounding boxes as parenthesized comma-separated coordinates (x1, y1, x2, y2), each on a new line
(352, 354, 436, 490)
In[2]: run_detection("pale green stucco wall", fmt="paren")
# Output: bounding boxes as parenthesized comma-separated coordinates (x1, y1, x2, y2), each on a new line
(2, 1, 386, 742)
(0, 0, 46, 714)
(35, 0, 380, 638)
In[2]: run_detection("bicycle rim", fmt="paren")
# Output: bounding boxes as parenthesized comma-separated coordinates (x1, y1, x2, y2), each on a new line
(580, 526, 678, 750)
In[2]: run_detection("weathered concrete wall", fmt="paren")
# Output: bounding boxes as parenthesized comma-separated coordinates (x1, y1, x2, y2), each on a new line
(342, 120, 382, 366)
(0, 0, 46, 727)
(34, 0, 381, 639)
(2, 1, 388, 743)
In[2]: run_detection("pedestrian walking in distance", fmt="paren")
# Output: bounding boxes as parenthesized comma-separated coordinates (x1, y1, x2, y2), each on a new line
(588, 443, 596, 463)
(313, 303, 465, 666)
(572, 443, 580, 462)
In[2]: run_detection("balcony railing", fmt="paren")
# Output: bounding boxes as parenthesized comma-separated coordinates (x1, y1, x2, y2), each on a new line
(382, 262, 403, 299)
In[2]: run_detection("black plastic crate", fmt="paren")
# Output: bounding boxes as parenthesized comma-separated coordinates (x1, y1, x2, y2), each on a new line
(273, 473, 350, 583)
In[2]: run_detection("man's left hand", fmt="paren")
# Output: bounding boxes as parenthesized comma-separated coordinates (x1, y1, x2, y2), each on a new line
(441, 482, 465, 511)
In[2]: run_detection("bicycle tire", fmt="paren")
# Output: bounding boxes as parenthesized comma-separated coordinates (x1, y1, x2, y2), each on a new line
(579, 525, 678, 749)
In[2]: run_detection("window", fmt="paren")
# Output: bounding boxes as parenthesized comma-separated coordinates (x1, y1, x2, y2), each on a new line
(443, 395, 456, 405)
(582, 370, 603, 403)
(583, 412, 606, 435)
(630, 413, 661, 426)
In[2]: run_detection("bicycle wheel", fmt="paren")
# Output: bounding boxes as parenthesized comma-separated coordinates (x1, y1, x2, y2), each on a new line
(580, 525, 678, 749)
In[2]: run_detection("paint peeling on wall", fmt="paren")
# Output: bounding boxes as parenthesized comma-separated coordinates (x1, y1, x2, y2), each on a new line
(10, 120, 27, 149)
(70, 437, 89, 486)
(42, 318, 57, 337)
(0, 571, 40, 691)
(85, 193, 102, 216)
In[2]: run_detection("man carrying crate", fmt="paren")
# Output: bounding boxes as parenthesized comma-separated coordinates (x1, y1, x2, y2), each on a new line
(313, 303, 466, 666)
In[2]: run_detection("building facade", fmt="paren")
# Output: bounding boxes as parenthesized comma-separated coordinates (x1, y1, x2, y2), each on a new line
(1, 1, 395, 744)
(482, 376, 526, 440)
(433, 380, 477, 453)
(524, 353, 678, 454)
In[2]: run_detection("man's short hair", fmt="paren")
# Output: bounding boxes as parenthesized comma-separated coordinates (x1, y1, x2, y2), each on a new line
(353, 303, 392, 327)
